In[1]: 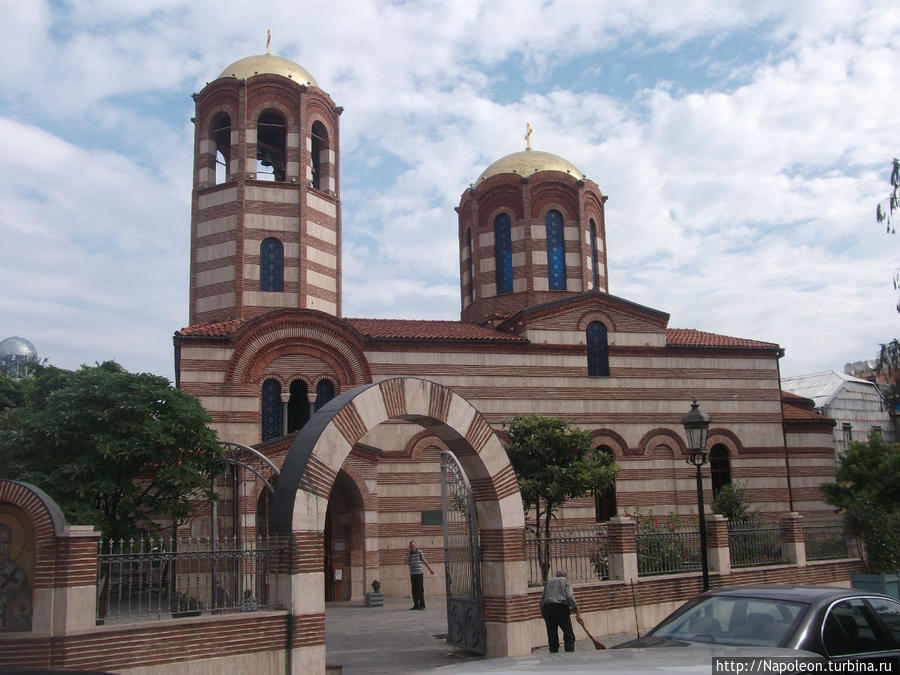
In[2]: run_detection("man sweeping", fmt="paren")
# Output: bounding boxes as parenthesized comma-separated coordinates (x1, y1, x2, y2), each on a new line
(540, 570, 580, 652)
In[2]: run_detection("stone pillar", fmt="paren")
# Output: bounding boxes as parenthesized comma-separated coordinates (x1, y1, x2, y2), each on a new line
(40, 525, 100, 633)
(705, 515, 731, 576)
(780, 512, 806, 567)
(607, 516, 638, 582)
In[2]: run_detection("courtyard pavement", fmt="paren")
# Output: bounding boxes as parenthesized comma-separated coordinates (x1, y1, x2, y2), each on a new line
(324, 595, 639, 674)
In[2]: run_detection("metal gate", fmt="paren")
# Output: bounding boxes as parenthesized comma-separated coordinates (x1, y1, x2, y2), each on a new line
(440, 450, 485, 654)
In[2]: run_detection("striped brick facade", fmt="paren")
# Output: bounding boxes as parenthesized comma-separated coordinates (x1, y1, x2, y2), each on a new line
(189, 66, 342, 325)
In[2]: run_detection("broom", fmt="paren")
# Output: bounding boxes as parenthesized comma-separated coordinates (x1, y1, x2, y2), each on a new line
(575, 613, 606, 649)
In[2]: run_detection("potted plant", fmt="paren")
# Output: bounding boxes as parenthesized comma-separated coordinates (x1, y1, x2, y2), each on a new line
(365, 579, 384, 607)
(170, 591, 203, 618)
(240, 589, 258, 612)
(821, 430, 900, 598)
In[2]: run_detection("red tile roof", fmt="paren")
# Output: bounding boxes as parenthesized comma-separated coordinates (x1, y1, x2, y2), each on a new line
(346, 318, 526, 342)
(665, 328, 779, 349)
(782, 400, 831, 421)
(175, 319, 244, 337)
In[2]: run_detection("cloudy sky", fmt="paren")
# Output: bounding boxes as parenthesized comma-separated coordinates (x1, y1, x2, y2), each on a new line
(1, 0, 898, 381)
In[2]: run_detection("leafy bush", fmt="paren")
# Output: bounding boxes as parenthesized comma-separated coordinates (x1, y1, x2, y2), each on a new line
(711, 481, 759, 522)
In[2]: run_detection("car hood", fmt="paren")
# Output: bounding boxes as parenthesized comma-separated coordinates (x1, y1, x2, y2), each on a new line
(612, 636, 690, 649)
(430, 647, 822, 673)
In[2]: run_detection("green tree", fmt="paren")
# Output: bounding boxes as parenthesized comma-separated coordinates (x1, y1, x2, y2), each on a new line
(820, 429, 900, 572)
(0, 361, 225, 540)
(504, 414, 618, 582)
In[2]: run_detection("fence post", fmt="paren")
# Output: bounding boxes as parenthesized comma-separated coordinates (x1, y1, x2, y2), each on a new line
(706, 515, 731, 576)
(607, 516, 637, 582)
(780, 512, 806, 568)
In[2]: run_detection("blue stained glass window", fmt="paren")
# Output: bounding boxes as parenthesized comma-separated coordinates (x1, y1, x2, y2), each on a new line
(260, 238, 283, 292)
(546, 210, 566, 290)
(466, 229, 474, 304)
(589, 219, 600, 290)
(315, 379, 335, 411)
(587, 321, 610, 377)
(261, 379, 282, 442)
(494, 214, 513, 294)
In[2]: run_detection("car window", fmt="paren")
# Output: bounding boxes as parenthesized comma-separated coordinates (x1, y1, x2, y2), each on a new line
(651, 596, 805, 646)
(866, 597, 900, 647)
(823, 599, 889, 656)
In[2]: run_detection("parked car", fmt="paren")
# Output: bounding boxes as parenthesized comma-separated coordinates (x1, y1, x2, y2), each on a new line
(433, 646, 823, 673)
(614, 585, 900, 667)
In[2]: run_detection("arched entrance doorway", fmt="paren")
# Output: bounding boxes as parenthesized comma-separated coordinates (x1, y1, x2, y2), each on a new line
(324, 470, 364, 602)
(270, 377, 530, 671)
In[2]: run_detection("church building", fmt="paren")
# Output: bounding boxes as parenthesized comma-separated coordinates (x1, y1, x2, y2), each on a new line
(173, 50, 836, 602)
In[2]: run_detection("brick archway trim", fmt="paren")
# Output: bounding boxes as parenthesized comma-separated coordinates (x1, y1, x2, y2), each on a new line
(0, 480, 68, 589)
(638, 428, 688, 457)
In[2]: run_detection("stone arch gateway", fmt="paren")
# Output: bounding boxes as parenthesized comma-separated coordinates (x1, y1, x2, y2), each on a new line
(269, 377, 530, 672)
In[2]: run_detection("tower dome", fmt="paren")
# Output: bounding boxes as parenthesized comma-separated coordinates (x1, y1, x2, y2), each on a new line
(457, 128, 608, 323)
(217, 54, 318, 87)
(476, 149, 584, 184)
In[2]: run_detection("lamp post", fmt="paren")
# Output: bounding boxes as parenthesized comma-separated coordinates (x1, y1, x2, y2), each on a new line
(681, 400, 712, 592)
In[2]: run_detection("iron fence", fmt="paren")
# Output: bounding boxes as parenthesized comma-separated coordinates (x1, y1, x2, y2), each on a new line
(803, 519, 849, 561)
(525, 525, 608, 586)
(635, 523, 702, 576)
(728, 519, 785, 567)
(97, 535, 280, 623)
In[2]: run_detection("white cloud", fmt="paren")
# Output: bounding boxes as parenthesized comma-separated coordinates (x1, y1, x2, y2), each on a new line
(1, 0, 898, 382)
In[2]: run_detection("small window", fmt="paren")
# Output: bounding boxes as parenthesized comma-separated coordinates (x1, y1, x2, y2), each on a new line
(257, 109, 286, 182)
(466, 229, 474, 305)
(259, 238, 283, 292)
(709, 445, 732, 497)
(586, 321, 609, 377)
(594, 445, 617, 522)
(311, 121, 329, 190)
(494, 213, 513, 294)
(589, 219, 599, 289)
(261, 379, 282, 442)
(315, 379, 335, 411)
(287, 380, 310, 433)
(546, 210, 566, 290)
(211, 112, 231, 185)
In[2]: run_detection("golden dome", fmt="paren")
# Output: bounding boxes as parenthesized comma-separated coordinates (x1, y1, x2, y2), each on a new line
(217, 54, 318, 87)
(476, 149, 584, 183)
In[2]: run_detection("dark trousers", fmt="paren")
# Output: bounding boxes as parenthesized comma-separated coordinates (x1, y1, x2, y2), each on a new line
(541, 602, 575, 652)
(410, 573, 425, 608)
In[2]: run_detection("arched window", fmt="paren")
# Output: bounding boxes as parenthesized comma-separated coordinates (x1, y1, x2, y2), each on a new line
(710, 445, 732, 497)
(211, 111, 231, 185)
(589, 218, 600, 290)
(256, 109, 286, 182)
(594, 445, 618, 522)
(466, 228, 474, 305)
(259, 238, 283, 292)
(310, 121, 329, 191)
(546, 210, 566, 290)
(315, 379, 335, 411)
(586, 321, 610, 376)
(287, 380, 310, 433)
(494, 213, 513, 294)
(261, 379, 282, 442)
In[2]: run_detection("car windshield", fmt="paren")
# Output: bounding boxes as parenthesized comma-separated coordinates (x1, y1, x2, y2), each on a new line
(650, 595, 808, 647)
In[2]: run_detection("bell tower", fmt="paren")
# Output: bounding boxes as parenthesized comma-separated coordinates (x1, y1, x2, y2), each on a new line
(457, 130, 608, 323)
(188, 49, 342, 325)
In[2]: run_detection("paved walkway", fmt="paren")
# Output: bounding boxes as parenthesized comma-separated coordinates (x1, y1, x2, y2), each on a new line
(324, 595, 638, 673)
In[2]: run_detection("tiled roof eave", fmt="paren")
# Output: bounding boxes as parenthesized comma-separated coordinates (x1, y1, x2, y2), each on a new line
(362, 335, 528, 344)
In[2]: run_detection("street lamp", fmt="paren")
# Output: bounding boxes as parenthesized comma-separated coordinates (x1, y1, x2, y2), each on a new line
(681, 400, 712, 592)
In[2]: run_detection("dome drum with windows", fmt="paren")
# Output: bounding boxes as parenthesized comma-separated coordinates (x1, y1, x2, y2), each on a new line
(457, 128, 608, 323)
